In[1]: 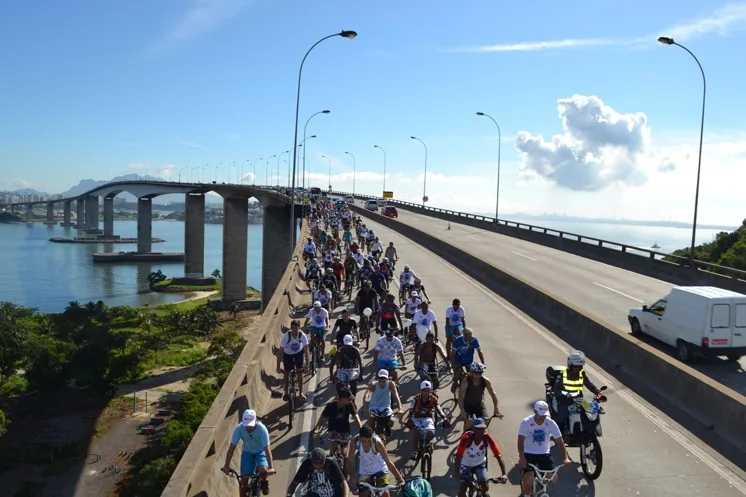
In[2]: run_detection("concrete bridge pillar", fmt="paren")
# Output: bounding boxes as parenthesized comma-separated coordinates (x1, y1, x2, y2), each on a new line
(103, 197, 115, 237)
(63, 201, 72, 225)
(184, 193, 205, 279)
(86, 195, 99, 230)
(262, 205, 292, 308)
(137, 198, 152, 253)
(46, 202, 54, 222)
(222, 196, 249, 301)
(76, 198, 85, 229)
(25, 204, 33, 223)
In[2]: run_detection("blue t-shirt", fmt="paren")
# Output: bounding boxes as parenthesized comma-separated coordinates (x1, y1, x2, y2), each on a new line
(231, 421, 270, 454)
(368, 272, 386, 290)
(452, 336, 481, 365)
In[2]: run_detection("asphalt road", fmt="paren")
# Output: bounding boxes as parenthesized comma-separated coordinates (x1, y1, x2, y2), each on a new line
(376, 208, 746, 395)
(281, 217, 746, 496)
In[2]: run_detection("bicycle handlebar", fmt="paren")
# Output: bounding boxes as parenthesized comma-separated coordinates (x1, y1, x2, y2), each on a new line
(528, 464, 564, 479)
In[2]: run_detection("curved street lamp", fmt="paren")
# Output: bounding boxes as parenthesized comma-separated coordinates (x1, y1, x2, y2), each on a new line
(410, 136, 428, 206)
(374, 144, 387, 194)
(345, 151, 356, 196)
(476, 112, 502, 220)
(289, 30, 357, 253)
(277, 150, 289, 187)
(658, 36, 706, 267)
(321, 155, 332, 189)
(251, 157, 262, 185)
(241, 159, 250, 184)
(303, 111, 330, 189)
(266, 155, 276, 186)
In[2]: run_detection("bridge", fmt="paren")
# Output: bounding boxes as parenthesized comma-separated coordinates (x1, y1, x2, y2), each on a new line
(0, 179, 304, 307)
(158, 196, 746, 497)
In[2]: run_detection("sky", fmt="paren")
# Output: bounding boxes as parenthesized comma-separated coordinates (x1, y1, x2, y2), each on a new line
(1, 0, 745, 224)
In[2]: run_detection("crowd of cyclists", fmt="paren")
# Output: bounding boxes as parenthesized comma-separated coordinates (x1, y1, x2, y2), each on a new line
(222, 196, 592, 497)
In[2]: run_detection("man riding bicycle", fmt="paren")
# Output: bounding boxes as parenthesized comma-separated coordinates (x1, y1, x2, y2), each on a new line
(346, 426, 405, 497)
(363, 369, 403, 435)
(373, 328, 406, 381)
(313, 388, 363, 460)
(312, 284, 333, 313)
(377, 294, 403, 336)
(450, 328, 485, 391)
(286, 448, 349, 497)
(445, 299, 466, 358)
(409, 301, 438, 344)
(414, 333, 450, 382)
(276, 320, 310, 402)
(331, 309, 358, 347)
(303, 238, 317, 261)
(403, 380, 449, 460)
(457, 362, 503, 429)
(222, 409, 276, 496)
(330, 335, 364, 396)
(305, 259, 322, 289)
(368, 264, 387, 297)
(454, 417, 507, 497)
(398, 265, 417, 303)
(402, 290, 422, 320)
(519, 401, 572, 496)
(304, 301, 330, 360)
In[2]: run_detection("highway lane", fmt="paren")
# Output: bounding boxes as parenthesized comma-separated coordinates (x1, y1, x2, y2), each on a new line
(374, 208, 746, 394)
(338, 216, 746, 496)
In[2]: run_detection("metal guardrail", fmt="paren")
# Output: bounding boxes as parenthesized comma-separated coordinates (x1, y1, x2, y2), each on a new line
(329, 190, 746, 283)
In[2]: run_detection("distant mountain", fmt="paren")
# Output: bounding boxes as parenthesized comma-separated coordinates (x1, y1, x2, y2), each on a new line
(11, 187, 50, 196)
(58, 174, 157, 198)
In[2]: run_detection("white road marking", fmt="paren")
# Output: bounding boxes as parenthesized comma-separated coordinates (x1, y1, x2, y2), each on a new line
(382, 225, 746, 493)
(592, 282, 644, 303)
(287, 352, 320, 494)
(512, 251, 536, 261)
(468, 235, 480, 241)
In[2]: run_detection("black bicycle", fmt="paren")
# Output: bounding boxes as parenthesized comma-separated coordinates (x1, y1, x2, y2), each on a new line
(462, 476, 506, 497)
(282, 366, 307, 429)
(319, 435, 352, 477)
(225, 468, 264, 497)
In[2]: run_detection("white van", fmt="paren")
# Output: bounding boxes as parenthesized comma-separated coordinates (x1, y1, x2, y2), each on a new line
(344, 195, 354, 205)
(365, 199, 379, 211)
(628, 286, 746, 362)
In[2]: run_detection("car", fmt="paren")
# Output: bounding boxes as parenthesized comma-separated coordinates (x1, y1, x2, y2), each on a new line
(384, 205, 398, 218)
(365, 199, 379, 211)
(376, 198, 387, 208)
(344, 195, 355, 205)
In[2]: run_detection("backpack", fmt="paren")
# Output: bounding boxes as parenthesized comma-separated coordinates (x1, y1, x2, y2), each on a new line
(403, 477, 432, 497)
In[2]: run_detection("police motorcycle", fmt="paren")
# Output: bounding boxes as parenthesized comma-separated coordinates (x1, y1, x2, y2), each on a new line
(545, 366, 608, 480)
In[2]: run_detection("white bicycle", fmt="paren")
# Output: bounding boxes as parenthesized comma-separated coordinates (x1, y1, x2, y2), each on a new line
(528, 464, 564, 497)
(356, 481, 401, 497)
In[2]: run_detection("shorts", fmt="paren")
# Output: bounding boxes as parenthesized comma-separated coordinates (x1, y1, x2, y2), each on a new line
(372, 250, 381, 257)
(446, 324, 463, 338)
(379, 318, 397, 332)
(413, 417, 435, 432)
(465, 404, 487, 420)
(454, 355, 474, 369)
(283, 352, 304, 371)
(336, 368, 360, 382)
(523, 453, 555, 476)
(460, 462, 487, 482)
(240, 450, 268, 477)
(418, 363, 437, 378)
(377, 358, 398, 370)
(328, 430, 352, 442)
(370, 407, 394, 418)
(309, 326, 326, 339)
(359, 472, 389, 491)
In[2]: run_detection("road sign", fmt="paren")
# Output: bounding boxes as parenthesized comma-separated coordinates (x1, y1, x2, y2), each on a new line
(423, 196, 429, 203)
(383, 191, 394, 199)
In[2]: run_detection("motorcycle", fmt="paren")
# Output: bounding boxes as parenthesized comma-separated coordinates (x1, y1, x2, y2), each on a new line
(545, 366, 608, 480)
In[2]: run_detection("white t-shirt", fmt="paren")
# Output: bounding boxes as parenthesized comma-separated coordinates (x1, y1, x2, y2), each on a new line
(353, 253, 365, 266)
(370, 241, 383, 253)
(280, 331, 308, 355)
(400, 271, 416, 284)
(518, 415, 562, 455)
(412, 309, 437, 331)
(324, 250, 335, 263)
(306, 308, 329, 328)
(405, 298, 422, 316)
(312, 289, 332, 306)
(303, 242, 316, 254)
(375, 336, 403, 361)
(446, 306, 465, 325)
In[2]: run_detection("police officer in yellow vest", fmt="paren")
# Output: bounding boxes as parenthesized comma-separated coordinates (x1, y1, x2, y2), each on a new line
(552, 350, 602, 435)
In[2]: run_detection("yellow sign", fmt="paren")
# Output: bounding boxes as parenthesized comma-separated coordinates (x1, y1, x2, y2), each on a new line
(382, 191, 394, 199)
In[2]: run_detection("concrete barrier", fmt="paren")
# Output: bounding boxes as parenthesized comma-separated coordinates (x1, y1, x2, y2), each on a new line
(161, 239, 307, 497)
(351, 204, 746, 453)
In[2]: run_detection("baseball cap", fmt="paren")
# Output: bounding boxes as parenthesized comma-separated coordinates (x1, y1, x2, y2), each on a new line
(242, 409, 257, 427)
(411, 291, 419, 297)
(377, 369, 389, 379)
(384, 327, 394, 335)
(471, 417, 487, 429)
(343, 335, 353, 346)
(534, 400, 549, 416)
(420, 380, 432, 390)
(313, 301, 321, 308)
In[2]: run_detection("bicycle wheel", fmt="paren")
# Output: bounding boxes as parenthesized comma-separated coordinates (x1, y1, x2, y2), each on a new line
(421, 453, 431, 481)
(309, 347, 317, 377)
(288, 389, 295, 428)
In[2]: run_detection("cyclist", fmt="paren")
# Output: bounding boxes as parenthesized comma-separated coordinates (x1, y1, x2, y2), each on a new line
(221, 409, 276, 495)
(331, 309, 358, 347)
(286, 448, 349, 497)
(403, 380, 449, 460)
(349, 239, 360, 255)
(373, 328, 406, 381)
(457, 363, 503, 429)
(353, 249, 366, 267)
(414, 332, 450, 382)
(384, 242, 398, 266)
(320, 269, 338, 308)
(377, 294, 404, 336)
(379, 257, 394, 283)
(355, 281, 380, 318)
(450, 328, 485, 391)
(305, 259, 322, 289)
(368, 264, 388, 297)
(344, 253, 358, 289)
(342, 227, 353, 246)
(313, 388, 363, 459)
(411, 277, 431, 302)
(370, 236, 384, 260)
(346, 426, 405, 497)
(330, 335, 364, 395)
(312, 284, 333, 313)
(398, 265, 417, 303)
(454, 417, 507, 497)
(304, 301, 330, 360)
(409, 301, 438, 344)
(276, 320, 310, 402)
(323, 246, 336, 269)
(402, 290, 422, 320)
(445, 299, 466, 358)
(303, 237, 317, 261)
(519, 401, 572, 496)
(363, 369, 403, 434)
(330, 256, 345, 290)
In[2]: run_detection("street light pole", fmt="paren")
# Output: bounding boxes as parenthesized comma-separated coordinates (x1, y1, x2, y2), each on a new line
(252, 158, 262, 185)
(410, 136, 428, 206)
(289, 30, 357, 254)
(241, 159, 250, 184)
(476, 112, 502, 221)
(303, 111, 330, 190)
(658, 36, 707, 267)
(266, 155, 276, 186)
(321, 155, 332, 189)
(277, 151, 289, 187)
(345, 151, 356, 196)
(374, 144, 387, 195)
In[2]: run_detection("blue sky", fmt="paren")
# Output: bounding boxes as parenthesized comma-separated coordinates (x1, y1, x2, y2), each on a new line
(1, 0, 745, 224)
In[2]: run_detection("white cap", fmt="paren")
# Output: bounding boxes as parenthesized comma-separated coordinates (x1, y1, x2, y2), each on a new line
(343, 335, 353, 346)
(411, 291, 419, 297)
(377, 369, 389, 379)
(420, 380, 432, 390)
(242, 409, 257, 427)
(313, 301, 321, 308)
(534, 400, 549, 416)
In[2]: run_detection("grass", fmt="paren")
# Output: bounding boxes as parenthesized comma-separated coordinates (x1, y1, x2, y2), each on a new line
(154, 279, 222, 293)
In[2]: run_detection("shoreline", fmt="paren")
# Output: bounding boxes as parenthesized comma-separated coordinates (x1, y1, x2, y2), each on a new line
(169, 290, 220, 304)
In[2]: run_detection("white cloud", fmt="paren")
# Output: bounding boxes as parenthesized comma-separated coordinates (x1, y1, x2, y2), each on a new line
(150, 0, 250, 52)
(515, 94, 650, 191)
(177, 139, 208, 151)
(445, 3, 746, 52)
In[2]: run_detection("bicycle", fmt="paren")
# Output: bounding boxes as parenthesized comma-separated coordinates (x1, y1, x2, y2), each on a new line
(225, 468, 265, 497)
(462, 476, 506, 497)
(308, 335, 325, 377)
(281, 366, 307, 429)
(417, 362, 450, 391)
(410, 423, 438, 481)
(357, 481, 401, 497)
(451, 365, 469, 398)
(319, 435, 352, 477)
(527, 464, 564, 497)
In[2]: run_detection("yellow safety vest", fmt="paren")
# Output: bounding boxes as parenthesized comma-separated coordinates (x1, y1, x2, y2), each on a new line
(561, 369, 584, 392)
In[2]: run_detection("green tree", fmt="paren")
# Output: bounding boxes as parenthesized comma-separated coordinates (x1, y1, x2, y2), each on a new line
(146, 270, 168, 288)
(24, 333, 77, 390)
(207, 329, 245, 359)
(190, 305, 220, 336)
(159, 420, 194, 456)
(0, 304, 31, 383)
(0, 409, 10, 437)
(128, 456, 178, 497)
(211, 269, 222, 279)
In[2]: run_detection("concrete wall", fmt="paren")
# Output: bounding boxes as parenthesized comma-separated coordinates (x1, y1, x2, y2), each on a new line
(351, 204, 746, 454)
(161, 238, 306, 497)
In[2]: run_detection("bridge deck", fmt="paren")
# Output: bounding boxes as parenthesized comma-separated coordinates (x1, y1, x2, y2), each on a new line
(346, 215, 746, 496)
(385, 208, 746, 394)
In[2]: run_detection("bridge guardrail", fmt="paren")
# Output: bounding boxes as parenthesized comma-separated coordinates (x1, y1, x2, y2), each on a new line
(329, 190, 746, 284)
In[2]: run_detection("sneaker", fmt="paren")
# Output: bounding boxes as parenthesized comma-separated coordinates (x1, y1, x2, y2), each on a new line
(260, 479, 269, 495)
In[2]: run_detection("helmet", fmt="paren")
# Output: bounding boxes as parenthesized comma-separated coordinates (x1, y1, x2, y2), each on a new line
(404, 264, 410, 270)
(470, 362, 486, 373)
(567, 350, 586, 367)
(382, 257, 389, 262)
(325, 268, 333, 273)
(414, 277, 422, 284)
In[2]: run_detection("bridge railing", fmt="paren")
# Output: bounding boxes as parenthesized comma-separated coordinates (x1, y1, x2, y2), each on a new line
(330, 190, 746, 283)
